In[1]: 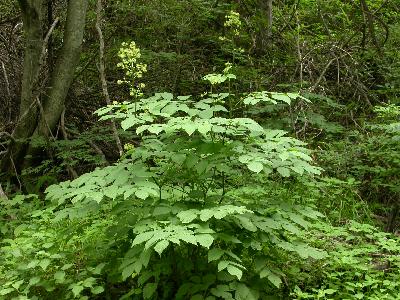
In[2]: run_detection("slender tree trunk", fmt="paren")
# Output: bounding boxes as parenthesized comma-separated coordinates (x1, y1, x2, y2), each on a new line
(360, 0, 381, 54)
(1, 0, 88, 176)
(258, 0, 273, 52)
(1, 0, 44, 173)
(35, 0, 88, 138)
(266, 0, 273, 38)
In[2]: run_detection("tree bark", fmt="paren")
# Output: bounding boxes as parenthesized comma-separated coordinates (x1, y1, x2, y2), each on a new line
(266, 0, 273, 38)
(1, 0, 44, 173)
(35, 0, 88, 138)
(1, 0, 88, 177)
(258, 0, 273, 51)
(360, 0, 381, 54)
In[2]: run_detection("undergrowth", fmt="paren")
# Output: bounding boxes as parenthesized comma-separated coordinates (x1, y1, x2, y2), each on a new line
(0, 43, 399, 300)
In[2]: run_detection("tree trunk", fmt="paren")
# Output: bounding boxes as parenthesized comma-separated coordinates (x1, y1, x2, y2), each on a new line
(35, 0, 88, 138)
(1, 0, 88, 177)
(258, 0, 273, 52)
(0, 0, 44, 173)
(266, 0, 273, 38)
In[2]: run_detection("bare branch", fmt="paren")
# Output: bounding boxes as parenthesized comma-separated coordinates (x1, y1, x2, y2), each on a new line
(0, 183, 8, 200)
(95, 0, 123, 156)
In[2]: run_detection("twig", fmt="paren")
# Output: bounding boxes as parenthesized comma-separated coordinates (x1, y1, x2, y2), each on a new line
(296, 13, 303, 88)
(95, 0, 123, 156)
(0, 183, 8, 200)
(0, 131, 15, 141)
(65, 128, 109, 166)
(309, 58, 336, 92)
(87, 140, 109, 166)
(40, 17, 59, 67)
(9, 151, 21, 190)
(1, 61, 12, 119)
(36, 97, 55, 140)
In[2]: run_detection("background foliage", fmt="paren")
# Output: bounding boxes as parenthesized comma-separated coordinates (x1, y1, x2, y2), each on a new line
(0, 0, 399, 299)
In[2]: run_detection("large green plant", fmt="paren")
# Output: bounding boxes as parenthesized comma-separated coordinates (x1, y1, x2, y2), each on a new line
(0, 55, 326, 298)
(36, 64, 325, 298)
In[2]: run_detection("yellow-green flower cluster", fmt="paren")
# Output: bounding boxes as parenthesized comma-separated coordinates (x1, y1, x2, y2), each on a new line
(123, 143, 135, 151)
(223, 62, 233, 74)
(117, 41, 147, 98)
(224, 11, 242, 36)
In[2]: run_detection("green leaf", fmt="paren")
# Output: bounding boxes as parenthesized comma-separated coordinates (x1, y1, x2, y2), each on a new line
(153, 206, 171, 216)
(260, 268, 282, 287)
(177, 209, 198, 223)
(182, 121, 197, 136)
(122, 263, 137, 281)
(104, 186, 119, 199)
(218, 261, 230, 272)
(225, 251, 242, 262)
(61, 264, 74, 271)
(177, 95, 191, 100)
(132, 231, 154, 246)
(259, 267, 271, 279)
(278, 152, 289, 161)
(277, 167, 290, 177)
(39, 259, 51, 271)
(271, 93, 291, 104)
(87, 191, 104, 203)
(92, 263, 106, 274)
(282, 223, 301, 234)
(0, 288, 14, 296)
(154, 240, 169, 255)
(11, 280, 24, 290)
(234, 215, 257, 232)
(143, 283, 157, 299)
(121, 116, 139, 130)
(324, 289, 337, 295)
(294, 244, 310, 259)
(178, 233, 197, 245)
(135, 189, 149, 199)
(247, 161, 263, 173)
(198, 109, 214, 119)
(210, 285, 233, 299)
(83, 277, 96, 288)
(148, 124, 165, 134)
(227, 265, 242, 280)
(287, 213, 310, 229)
(208, 248, 224, 262)
(54, 270, 66, 282)
(137, 125, 149, 135)
(267, 273, 282, 288)
(71, 284, 84, 297)
(198, 121, 212, 135)
(196, 234, 214, 248)
(290, 165, 304, 175)
(91, 286, 105, 295)
(235, 283, 259, 300)
(199, 209, 214, 222)
(160, 92, 173, 101)
(308, 248, 328, 259)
